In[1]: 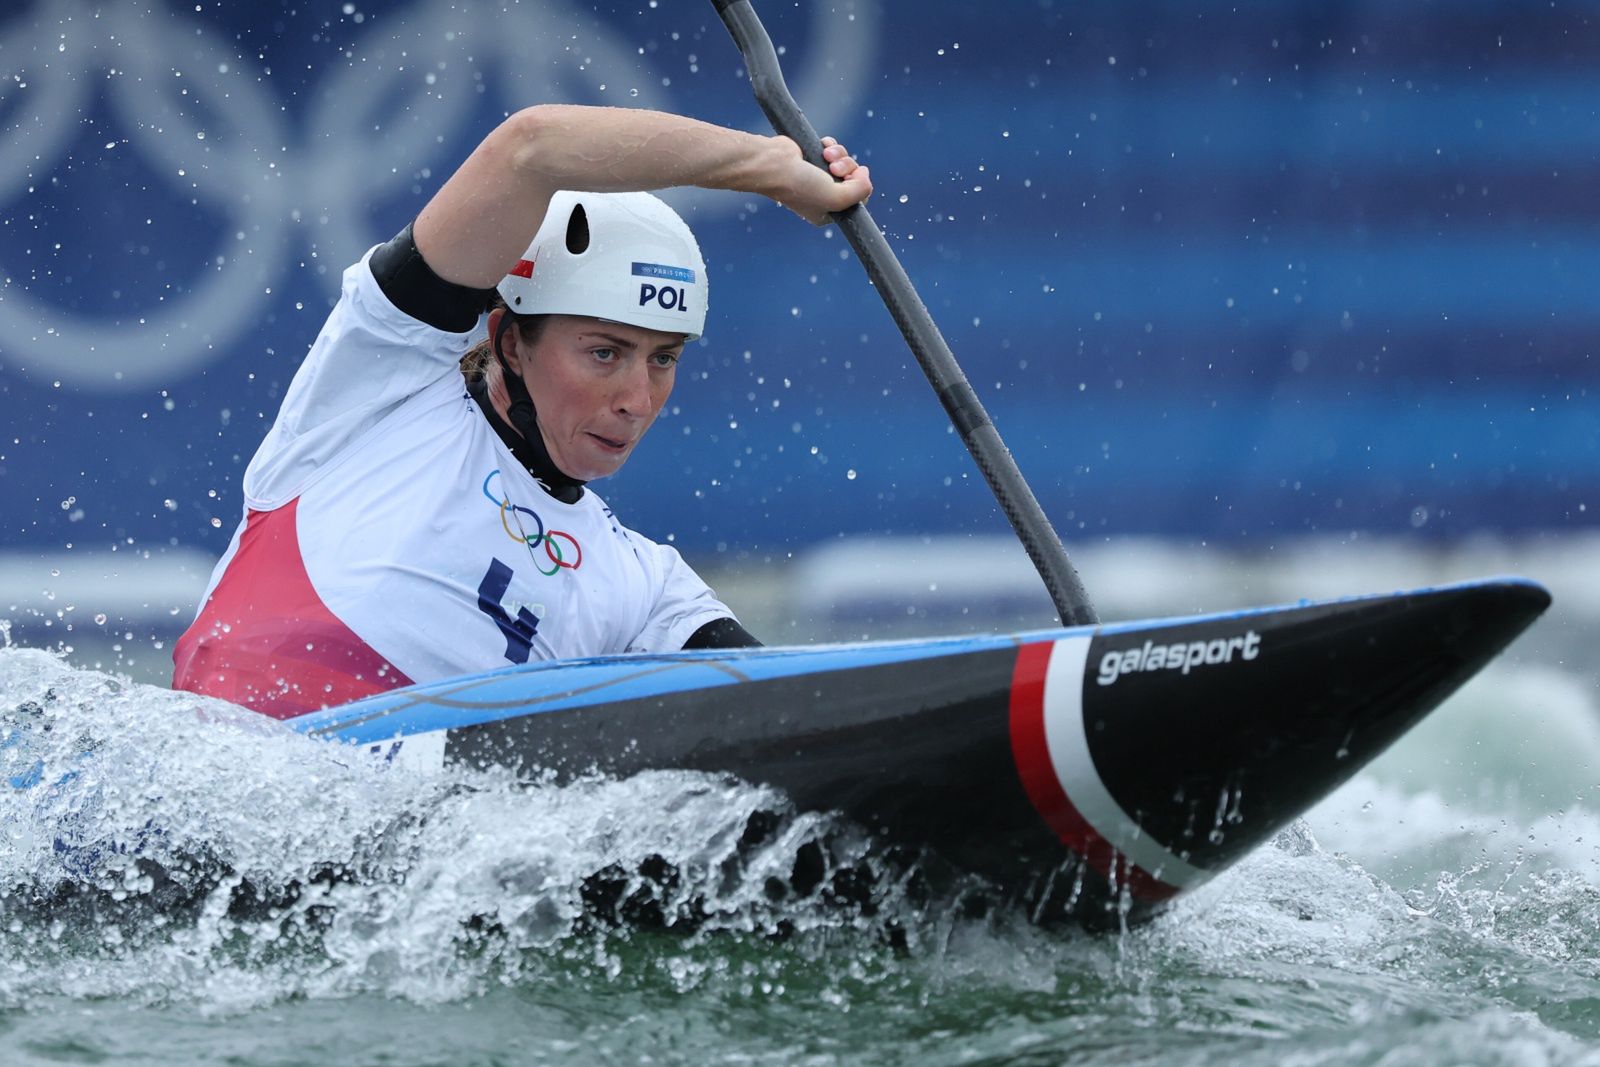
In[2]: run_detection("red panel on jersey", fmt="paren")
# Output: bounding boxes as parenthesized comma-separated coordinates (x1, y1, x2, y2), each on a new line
(172, 501, 413, 719)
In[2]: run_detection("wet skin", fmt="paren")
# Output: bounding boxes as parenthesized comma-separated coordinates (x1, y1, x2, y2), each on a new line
(489, 310, 685, 482)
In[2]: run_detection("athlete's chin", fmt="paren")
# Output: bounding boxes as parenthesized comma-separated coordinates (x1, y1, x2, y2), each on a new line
(575, 459, 625, 480)
(571, 433, 642, 480)
(569, 444, 635, 481)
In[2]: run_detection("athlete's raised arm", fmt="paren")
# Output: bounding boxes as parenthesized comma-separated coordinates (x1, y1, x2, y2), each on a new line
(412, 104, 872, 290)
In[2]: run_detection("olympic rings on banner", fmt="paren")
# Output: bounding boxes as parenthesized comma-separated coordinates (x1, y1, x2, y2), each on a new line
(1, 0, 878, 392)
(481, 469, 583, 576)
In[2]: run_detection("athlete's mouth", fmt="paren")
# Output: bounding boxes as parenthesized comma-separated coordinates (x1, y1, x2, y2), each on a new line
(588, 432, 630, 451)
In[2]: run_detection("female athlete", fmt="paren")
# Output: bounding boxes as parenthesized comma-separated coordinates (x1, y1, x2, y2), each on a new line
(172, 105, 872, 717)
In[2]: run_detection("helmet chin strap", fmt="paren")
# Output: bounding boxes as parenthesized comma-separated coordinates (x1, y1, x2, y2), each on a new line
(477, 313, 586, 504)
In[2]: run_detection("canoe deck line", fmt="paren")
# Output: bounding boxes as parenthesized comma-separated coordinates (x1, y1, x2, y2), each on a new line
(295, 577, 1552, 926)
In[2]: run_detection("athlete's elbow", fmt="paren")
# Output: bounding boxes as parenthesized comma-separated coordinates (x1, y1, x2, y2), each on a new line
(500, 105, 584, 177)
(502, 104, 554, 139)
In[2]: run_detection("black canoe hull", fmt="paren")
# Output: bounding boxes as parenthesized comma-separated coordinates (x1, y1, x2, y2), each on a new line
(297, 578, 1550, 926)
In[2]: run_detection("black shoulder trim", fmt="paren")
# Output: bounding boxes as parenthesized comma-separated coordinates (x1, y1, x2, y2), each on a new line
(369, 222, 495, 333)
(682, 617, 763, 650)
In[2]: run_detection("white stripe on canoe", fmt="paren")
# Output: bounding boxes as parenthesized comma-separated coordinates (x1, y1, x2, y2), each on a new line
(1042, 636, 1211, 889)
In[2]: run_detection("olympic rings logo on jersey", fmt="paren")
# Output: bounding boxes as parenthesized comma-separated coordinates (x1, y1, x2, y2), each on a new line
(481, 470, 583, 577)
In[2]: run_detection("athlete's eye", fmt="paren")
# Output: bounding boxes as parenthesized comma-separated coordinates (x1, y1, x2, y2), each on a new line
(650, 351, 681, 368)
(590, 347, 618, 362)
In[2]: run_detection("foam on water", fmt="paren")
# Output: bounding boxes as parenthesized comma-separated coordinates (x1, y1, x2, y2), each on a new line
(0, 645, 953, 1015)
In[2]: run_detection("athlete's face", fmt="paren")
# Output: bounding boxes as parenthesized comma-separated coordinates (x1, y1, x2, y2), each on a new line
(510, 313, 684, 481)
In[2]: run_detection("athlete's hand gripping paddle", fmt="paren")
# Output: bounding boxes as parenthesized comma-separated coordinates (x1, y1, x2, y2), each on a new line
(710, 0, 1098, 626)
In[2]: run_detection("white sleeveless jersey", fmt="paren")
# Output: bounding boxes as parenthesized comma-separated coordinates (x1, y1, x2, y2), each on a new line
(173, 252, 734, 718)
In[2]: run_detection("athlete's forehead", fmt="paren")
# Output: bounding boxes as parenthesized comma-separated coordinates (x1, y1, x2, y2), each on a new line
(552, 315, 687, 351)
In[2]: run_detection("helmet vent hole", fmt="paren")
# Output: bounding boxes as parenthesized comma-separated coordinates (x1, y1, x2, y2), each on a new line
(565, 203, 590, 255)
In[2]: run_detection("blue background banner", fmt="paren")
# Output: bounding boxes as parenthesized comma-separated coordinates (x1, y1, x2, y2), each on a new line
(2, 0, 1595, 576)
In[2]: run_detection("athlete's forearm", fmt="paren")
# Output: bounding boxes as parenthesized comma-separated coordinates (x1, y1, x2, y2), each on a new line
(509, 104, 787, 199)
(414, 104, 861, 290)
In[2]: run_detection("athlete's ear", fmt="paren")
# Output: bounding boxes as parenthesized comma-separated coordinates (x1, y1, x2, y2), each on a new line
(488, 308, 522, 376)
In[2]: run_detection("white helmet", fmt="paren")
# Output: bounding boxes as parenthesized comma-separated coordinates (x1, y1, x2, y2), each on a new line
(497, 190, 708, 340)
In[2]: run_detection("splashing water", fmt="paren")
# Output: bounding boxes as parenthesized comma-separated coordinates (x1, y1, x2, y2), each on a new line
(3, 641, 1600, 1065)
(0, 648, 966, 1008)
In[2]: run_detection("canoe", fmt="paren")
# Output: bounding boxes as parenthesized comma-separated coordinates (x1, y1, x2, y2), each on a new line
(293, 577, 1550, 927)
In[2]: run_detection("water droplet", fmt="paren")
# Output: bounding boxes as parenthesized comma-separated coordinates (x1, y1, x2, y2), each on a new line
(94, 613, 107, 626)
(210, 517, 223, 528)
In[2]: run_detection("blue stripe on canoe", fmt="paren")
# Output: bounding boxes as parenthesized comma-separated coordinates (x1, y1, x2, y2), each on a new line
(292, 630, 1025, 744)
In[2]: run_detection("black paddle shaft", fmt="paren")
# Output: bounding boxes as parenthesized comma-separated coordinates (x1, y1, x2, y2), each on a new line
(710, 0, 1098, 626)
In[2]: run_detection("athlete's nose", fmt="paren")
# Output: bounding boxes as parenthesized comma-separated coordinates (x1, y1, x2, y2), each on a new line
(614, 358, 653, 418)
